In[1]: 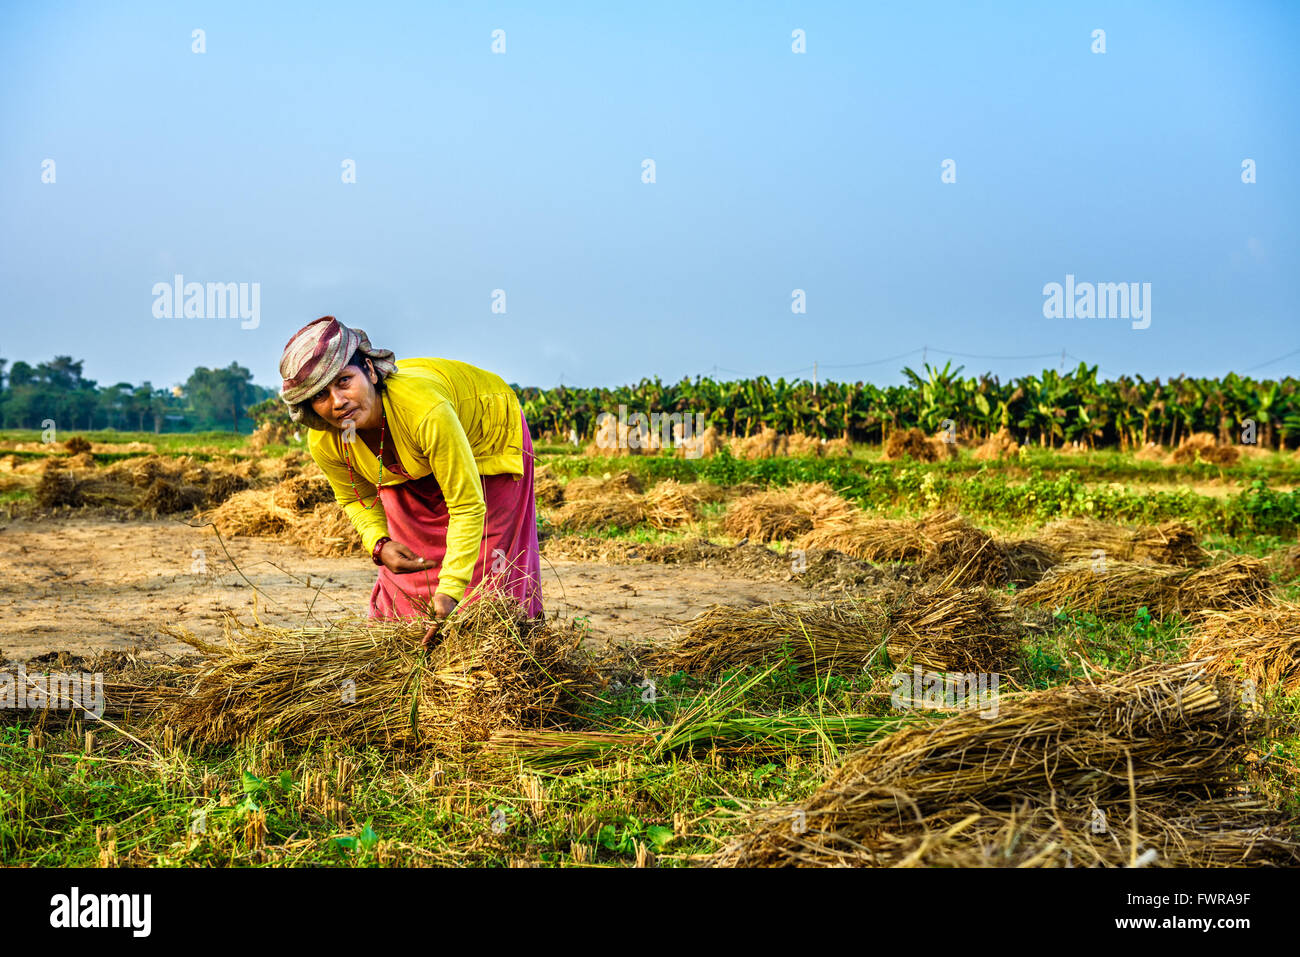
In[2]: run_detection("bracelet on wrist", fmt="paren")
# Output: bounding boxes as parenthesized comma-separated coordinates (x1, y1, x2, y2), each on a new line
(372, 536, 392, 566)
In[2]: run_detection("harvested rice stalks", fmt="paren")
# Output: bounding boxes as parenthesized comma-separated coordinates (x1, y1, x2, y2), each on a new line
(34, 470, 136, 509)
(1013, 556, 1272, 619)
(207, 487, 300, 537)
(724, 483, 854, 543)
(563, 471, 643, 499)
(972, 427, 1019, 461)
(798, 514, 928, 563)
(679, 425, 724, 459)
(711, 661, 1300, 867)
(650, 600, 888, 676)
(1169, 431, 1240, 466)
(1040, 518, 1207, 566)
(649, 588, 1019, 677)
(885, 587, 1019, 673)
(913, 511, 1009, 587)
(113, 598, 587, 751)
(534, 468, 564, 507)
(882, 428, 936, 462)
(550, 495, 648, 532)
(1187, 604, 1300, 694)
(290, 502, 365, 557)
(732, 427, 787, 460)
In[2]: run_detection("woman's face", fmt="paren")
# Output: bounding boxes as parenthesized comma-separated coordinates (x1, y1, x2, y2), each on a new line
(309, 360, 380, 432)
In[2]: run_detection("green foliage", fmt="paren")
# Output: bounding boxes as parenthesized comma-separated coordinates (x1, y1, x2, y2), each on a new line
(516, 363, 1300, 451)
(0, 354, 275, 434)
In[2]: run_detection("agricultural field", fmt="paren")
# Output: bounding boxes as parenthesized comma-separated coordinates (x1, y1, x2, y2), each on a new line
(2, 426, 1299, 868)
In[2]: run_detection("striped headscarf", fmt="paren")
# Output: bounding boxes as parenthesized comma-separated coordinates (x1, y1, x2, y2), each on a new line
(279, 316, 398, 431)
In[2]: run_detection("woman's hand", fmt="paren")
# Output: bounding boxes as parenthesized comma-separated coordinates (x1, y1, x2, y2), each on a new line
(432, 593, 459, 620)
(422, 594, 459, 650)
(379, 540, 435, 574)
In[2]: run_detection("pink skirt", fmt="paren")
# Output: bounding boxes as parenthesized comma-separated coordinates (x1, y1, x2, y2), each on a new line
(368, 411, 542, 621)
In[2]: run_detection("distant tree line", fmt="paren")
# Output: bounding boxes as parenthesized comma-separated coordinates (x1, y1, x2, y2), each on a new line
(0, 356, 274, 434)
(5, 355, 1298, 449)
(518, 362, 1300, 450)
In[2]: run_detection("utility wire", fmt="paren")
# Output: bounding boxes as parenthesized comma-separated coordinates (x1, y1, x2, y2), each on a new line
(1243, 346, 1300, 374)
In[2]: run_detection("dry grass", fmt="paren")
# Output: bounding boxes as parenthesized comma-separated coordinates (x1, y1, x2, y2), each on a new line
(884, 587, 1020, 673)
(711, 661, 1300, 867)
(562, 471, 643, 499)
(534, 468, 564, 507)
(550, 494, 648, 532)
(643, 479, 705, 530)
(796, 509, 1056, 587)
(798, 515, 928, 563)
(1040, 518, 1207, 566)
(723, 483, 855, 543)
(34, 469, 138, 509)
(109, 597, 588, 752)
(647, 587, 1019, 677)
(1169, 432, 1240, 466)
(678, 425, 724, 459)
(731, 427, 787, 460)
(1187, 604, 1300, 694)
(882, 428, 937, 462)
(1013, 556, 1272, 619)
(972, 427, 1020, 461)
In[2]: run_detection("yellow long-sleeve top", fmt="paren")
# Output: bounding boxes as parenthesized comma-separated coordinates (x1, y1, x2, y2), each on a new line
(307, 357, 524, 602)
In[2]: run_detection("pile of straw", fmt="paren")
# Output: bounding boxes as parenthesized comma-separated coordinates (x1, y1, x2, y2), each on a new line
(34, 468, 138, 509)
(650, 600, 888, 676)
(972, 427, 1020, 461)
(205, 475, 366, 556)
(724, 483, 855, 543)
(711, 661, 1300, 867)
(113, 598, 587, 751)
(1169, 432, 1240, 466)
(1014, 556, 1272, 619)
(1040, 518, 1207, 566)
(649, 588, 1019, 677)
(884, 586, 1019, 673)
(678, 425, 724, 459)
(642, 479, 712, 530)
(912, 511, 1013, 587)
(550, 495, 648, 532)
(534, 468, 564, 507)
(1187, 604, 1300, 694)
(562, 471, 643, 499)
(731, 427, 787, 460)
(247, 421, 292, 451)
(796, 510, 1055, 587)
(1134, 441, 1164, 462)
(798, 514, 928, 563)
(882, 428, 937, 462)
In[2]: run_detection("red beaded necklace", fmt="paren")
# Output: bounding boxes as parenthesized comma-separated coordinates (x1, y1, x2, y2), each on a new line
(341, 402, 388, 509)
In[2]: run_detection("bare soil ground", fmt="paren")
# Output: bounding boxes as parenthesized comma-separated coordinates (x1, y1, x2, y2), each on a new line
(0, 516, 815, 663)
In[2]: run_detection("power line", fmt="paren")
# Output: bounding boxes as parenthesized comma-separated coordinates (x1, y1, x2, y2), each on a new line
(819, 348, 923, 370)
(1243, 346, 1300, 374)
(678, 343, 1298, 385)
(925, 347, 1062, 362)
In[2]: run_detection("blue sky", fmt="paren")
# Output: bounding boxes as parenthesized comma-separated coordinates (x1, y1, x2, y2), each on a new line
(2, 0, 1296, 393)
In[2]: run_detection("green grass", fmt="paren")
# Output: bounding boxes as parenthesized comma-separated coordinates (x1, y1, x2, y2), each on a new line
(8, 601, 1288, 867)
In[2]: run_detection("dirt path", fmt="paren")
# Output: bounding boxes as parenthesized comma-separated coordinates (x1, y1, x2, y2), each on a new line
(0, 517, 814, 663)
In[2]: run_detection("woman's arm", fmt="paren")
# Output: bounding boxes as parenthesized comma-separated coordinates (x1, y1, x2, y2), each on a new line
(414, 400, 487, 603)
(310, 436, 392, 555)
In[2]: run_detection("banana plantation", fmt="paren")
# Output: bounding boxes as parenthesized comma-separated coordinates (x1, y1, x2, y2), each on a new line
(518, 362, 1300, 450)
